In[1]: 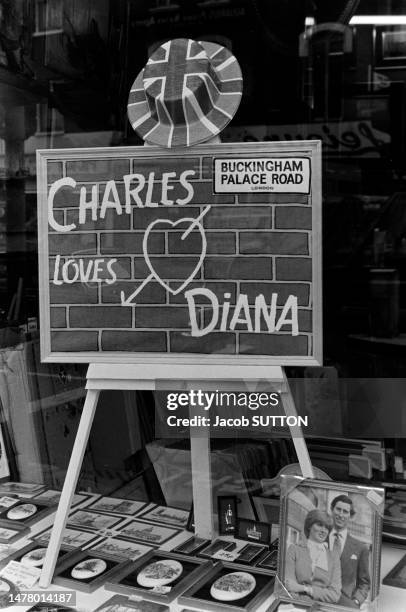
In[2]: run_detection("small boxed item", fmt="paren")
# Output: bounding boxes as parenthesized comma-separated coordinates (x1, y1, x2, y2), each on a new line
(234, 544, 268, 566)
(255, 549, 278, 571)
(105, 550, 211, 604)
(53, 549, 129, 593)
(173, 535, 210, 556)
(235, 518, 271, 545)
(218, 496, 238, 535)
(178, 561, 275, 612)
(198, 539, 238, 560)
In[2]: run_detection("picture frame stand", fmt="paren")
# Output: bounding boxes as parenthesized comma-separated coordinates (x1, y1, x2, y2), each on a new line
(39, 363, 314, 588)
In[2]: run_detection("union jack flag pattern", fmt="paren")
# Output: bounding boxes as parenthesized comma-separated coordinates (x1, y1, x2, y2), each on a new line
(127, 38, 242, 147)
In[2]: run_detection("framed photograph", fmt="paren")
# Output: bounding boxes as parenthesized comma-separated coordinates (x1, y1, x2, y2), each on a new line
(67, 509, 124, 532)
(235, 518, 270, 545)
(87, 497, 147, 517)
(0, 500, 55, 528)
(0, 541, 71, 570)
(31, 489, 93, 508)
(137, 505, 189, 528)
(53, 549, 128, 593)
(218, 496, 238, 535)
(88, 537, 152, 562)
(277, 477, 384, 609)
(0, 496, 21, 510)
(0, 482, 45, 498)
(105, 550, 211, 604)
(173, 536, 210, 556)
(94, 594, 169, 612)
(0, 525, 28, 543)
(383, 553, 406, 589)
(348, 454, 372, 479)
(256, 549, 278, 572)
(258, 463, 331, 543)
(34, 525, 100, 550)
(117, 519, 181, 547)
(178, 562, 275, 612)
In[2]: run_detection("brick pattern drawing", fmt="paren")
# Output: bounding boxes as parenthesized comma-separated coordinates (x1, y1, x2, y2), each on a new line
(39, 143, 321, 363)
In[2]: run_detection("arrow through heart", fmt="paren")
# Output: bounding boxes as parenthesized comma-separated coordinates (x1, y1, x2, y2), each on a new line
(120, 205, 211, 305)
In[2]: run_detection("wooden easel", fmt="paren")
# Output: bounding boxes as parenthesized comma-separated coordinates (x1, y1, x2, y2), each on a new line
(39, 363, 313, 587)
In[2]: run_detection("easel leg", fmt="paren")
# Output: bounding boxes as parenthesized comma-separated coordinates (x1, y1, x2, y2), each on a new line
(39, 389, 100, 588)
(282, 371, 314, 478)
(188, 391, 213, 540)
(190, 431, 213, 539)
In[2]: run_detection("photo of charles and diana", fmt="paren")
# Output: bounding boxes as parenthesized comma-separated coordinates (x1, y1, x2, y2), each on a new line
(278, 478, 383, 610)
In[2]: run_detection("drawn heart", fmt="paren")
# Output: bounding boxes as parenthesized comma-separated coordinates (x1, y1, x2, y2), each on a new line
(142, 217, 207, 295)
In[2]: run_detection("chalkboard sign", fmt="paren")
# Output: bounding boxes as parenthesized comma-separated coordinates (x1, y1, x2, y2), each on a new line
(37, 141, 322, 365)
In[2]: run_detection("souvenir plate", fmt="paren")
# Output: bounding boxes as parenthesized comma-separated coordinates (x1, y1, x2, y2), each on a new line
(137, 559, 183, 587)
(6, 503, 37, 520)
(9, 543, 69, 570)
(71, 558, 107, 580)
(0, 577, 18, 607)
(20, 547, 47, 567)
(105, 551, 211, 604)
(210, 571, 256, 602)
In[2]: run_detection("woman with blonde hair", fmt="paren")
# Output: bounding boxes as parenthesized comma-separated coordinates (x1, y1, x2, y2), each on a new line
(284, 508, 341, 603)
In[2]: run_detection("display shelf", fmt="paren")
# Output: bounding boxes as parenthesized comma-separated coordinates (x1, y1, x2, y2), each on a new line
(0, 503, 403, 612)
(0, 543, 402, 611)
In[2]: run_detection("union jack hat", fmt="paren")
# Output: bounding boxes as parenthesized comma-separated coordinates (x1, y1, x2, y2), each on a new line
(127, 38, 243, 148)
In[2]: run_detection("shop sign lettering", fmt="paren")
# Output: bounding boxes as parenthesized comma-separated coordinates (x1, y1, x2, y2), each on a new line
(224, 121, 390, 158)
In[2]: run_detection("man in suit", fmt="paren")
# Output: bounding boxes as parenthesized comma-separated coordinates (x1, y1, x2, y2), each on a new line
(329, 495, 370, 609)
